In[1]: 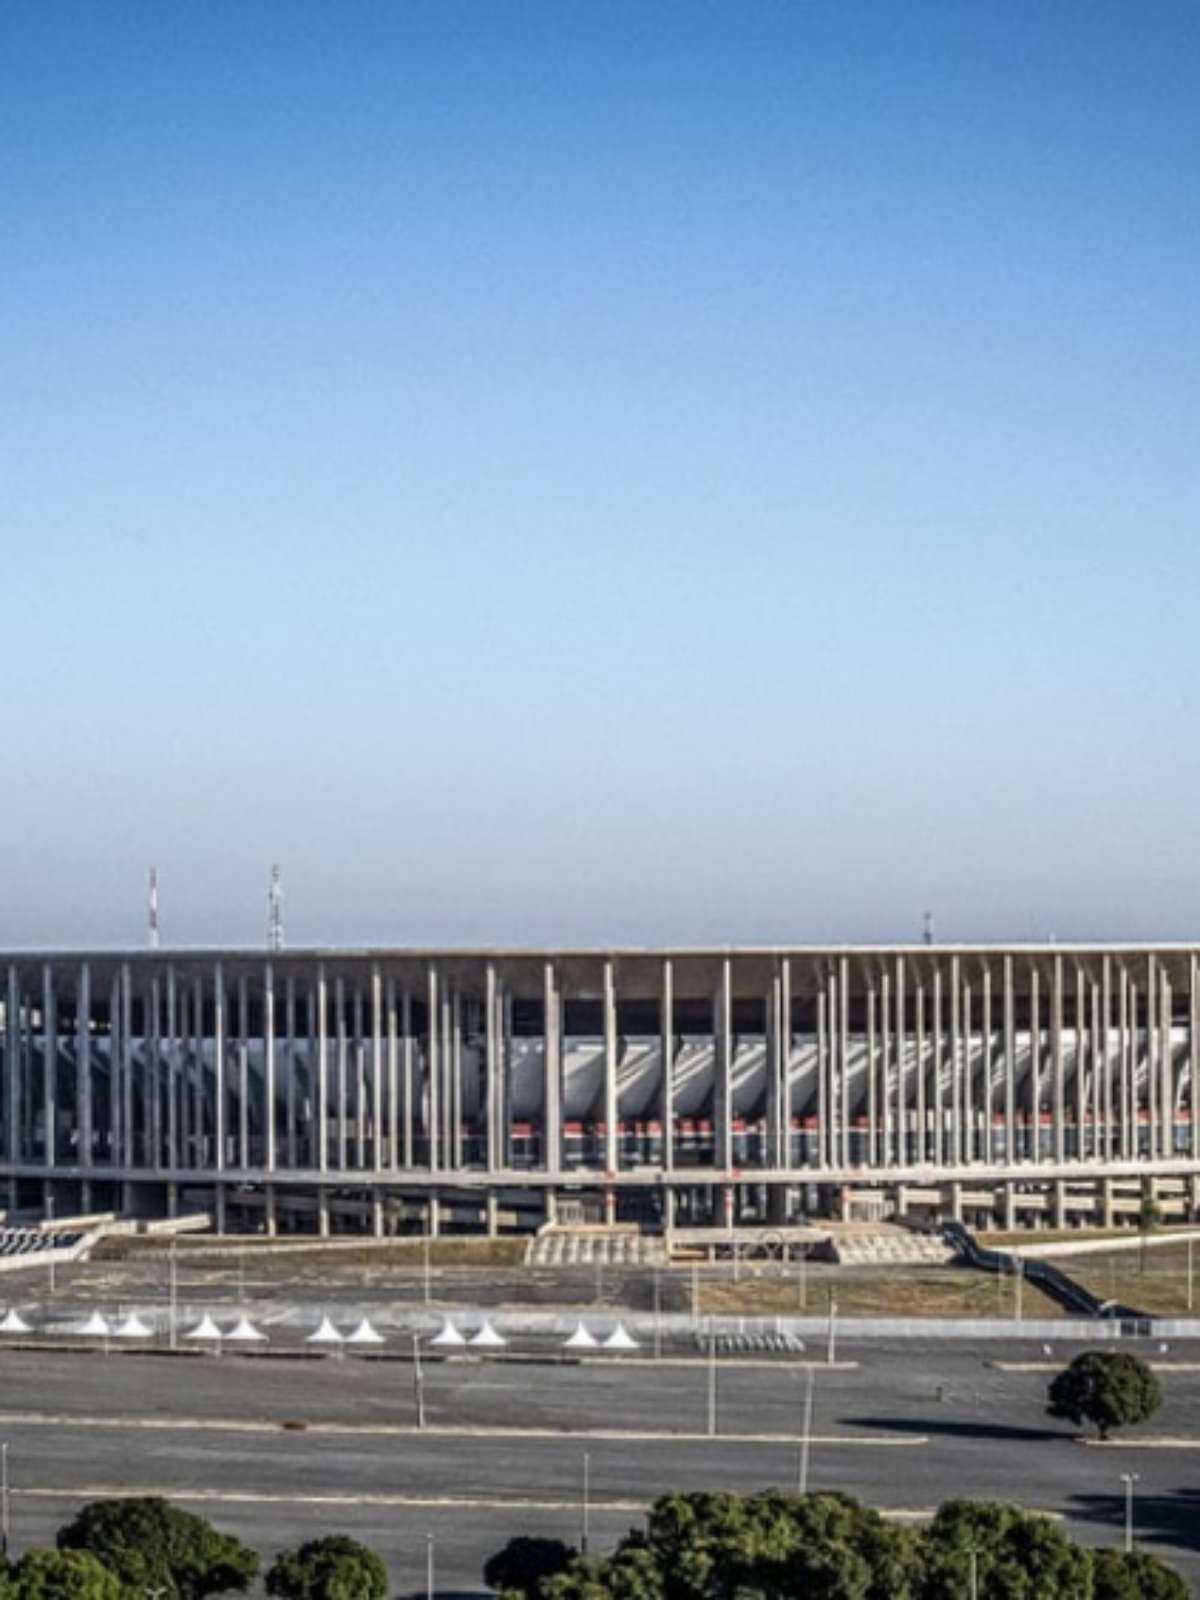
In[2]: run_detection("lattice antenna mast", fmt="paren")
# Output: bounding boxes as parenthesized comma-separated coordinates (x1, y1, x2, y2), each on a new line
(268, 864, 284, 951)
(148, 866, 160, 950)
(922, 910, 934, 946)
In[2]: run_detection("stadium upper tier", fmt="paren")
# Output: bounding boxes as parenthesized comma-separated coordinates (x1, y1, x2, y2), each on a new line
(0, 946, 1197, 1188)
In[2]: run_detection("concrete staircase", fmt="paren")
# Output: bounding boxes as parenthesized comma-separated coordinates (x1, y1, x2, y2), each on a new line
(524, 1227, 668, 1268)
(826, 1224, 955, 1267)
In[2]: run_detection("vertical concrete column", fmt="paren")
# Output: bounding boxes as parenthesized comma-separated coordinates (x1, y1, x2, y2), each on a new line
(838, 957, 851, 1168)
(316, 966, 329, 1175)
(544, 1188, 558, 1227)
(949, 958, 962, 1167)
(932, 966, 944, 1167)
(661, 958, 675, 1174)
(946, 1181, 963, 1222)
(385, 975, 399, 1172)
(1075, 966, 1088, 1160)
(981, 966, 993, 1165)
(1102, 1177, 1115, 1228)
(781, 959, 793, 1170)
(816, 982, 828, 1169)
(915, 976, 927, 1164)
(402, 989, 414, 1170)
(265, 962, 276, 1175)
(543, 962, 562, 1177)
(1002, 1184, 1017, 1230)
(213, 963, 226, 1174)
(317, 1189, 330, 1236)
(1101, 956, 1113, 1162)
(42, 964, 57, 1171)
(354, 988, 367, 1171)
(484, 964, 498, 1173)
(237, 977, 250, 1171)
(371, 967, 383, 1174)
(714, 959, 733, 1173)
(371, 1191, 383, 1238)
(764, 966, 780, 1174)
(121, 964, 134, 1170)
(285, 976, 297, 1169)
(167, 1180, 178, 1218)
(1089, 974, 1102, 1162)
(450, 989, 463, 1170)
(179, 983, 192, 1168)
(1051, 954, 1065, 1165)
(1003, 955, 1015, 1165)
(962, 979, 974, 1165)
(1191, 953, 1199, 1165)
(108, 974, 121, 1167)
(264, 1185, 278, 1237)
(334, 978, 347, 1172)
(166, 966, 178, 1172)
(5, 965, 19, 1169)
(427, 965, 441, 1174)
(895, 956, 907, 1166)
(1119, 966, 1131, 1160)
(148, 974, 161, 1169)
(833, 963, 848, 1168)
(1160, 968, 1174, 1161)
(603, 959, 618, 1176)
(486, 1189, 499, 1237)
(78, 962, 92, 1172)
(879, 968, 891, 1165)
(214, 1183, 227, 1233)
(1145, 956, 1158, 1161)
(866, 978, 878, 1167)
(1029, 964, 1041, 1165)
(1053, 1179, 1067, 1229)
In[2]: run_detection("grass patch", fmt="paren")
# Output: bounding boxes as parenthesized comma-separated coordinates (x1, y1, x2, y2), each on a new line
(696, 1265, 1064, 1320)
(1046, 1242, 1200, 1318)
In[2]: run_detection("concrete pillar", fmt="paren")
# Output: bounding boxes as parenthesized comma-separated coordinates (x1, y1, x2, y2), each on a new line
(544, 963, 562, 1177)
(880, 967, 891, 1166)
(427, 966, 440, 1174)
(714, 960, 732, 1173)
(661, 958, 675, 1174)
(895, 956, 907, 1167)
(372, 966, 384, 1175)
(1029, 964, 1041, 1164)
(1191, 953, 1199, 1165)
(1102, 1177, 1116, 1228)
(316, 967, 329, 1174)
(42, 964, 57, 1173)
(603, 960, 618, 1175)
(485, 964, 498, 1172)
(1003, 955, 1015, 1164)
(949, 958, 961, 1166)
(335, 977, 347, 1172)
(1188, 1173, 1200, 1222)
(6, 965, 20, 1170)
(602, 1186, 614, 1226)
(265, 1186, 278, 1237)
(663, 1184, 677, 1238)
(371, 1192, 383, 1238)
(894, 1183, 909, 1220)
(386, 976, 399, 1173)
(1053, 1179, 1067, 1229)
(932, 966, 944, 1167)
(945, 1181, 963, 1222)
(167, 1181, 179, 1218)
(265, 963, 276, 1174)
(428, 1194, 441, 1238)
(78, 962, 93, 1173)
(317, 1189, 330, 1237)
(486, 1189, 499, 1238)
(285, 976, 297, 1169)
(402, 988, 414, 1170)
(722, 1182, 735, 1230)
(213, 964, 226, 1175)
(915, 977, 927, 1165)
(214, 1183, 227, 1233)
(1002, 1184, 1017, 1230)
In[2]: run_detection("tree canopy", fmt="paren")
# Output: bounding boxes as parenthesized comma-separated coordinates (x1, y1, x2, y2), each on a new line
(1090, 1548, 1189, 1600)
(920, 1501, 1092, 1600)
(484, 1536, 577, 1599)
(55, 1497, 259, 1600)
(265, 1535, 387, 1600)
(0, 1549, 127, 1600)
(1046, 1351, 1162, 1439)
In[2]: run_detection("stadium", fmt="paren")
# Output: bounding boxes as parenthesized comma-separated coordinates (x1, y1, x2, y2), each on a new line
(2, 944, 1198, 1236)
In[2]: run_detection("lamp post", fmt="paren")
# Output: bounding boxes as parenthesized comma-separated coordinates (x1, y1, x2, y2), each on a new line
(412, 1334, 426, 1430)
(426, 1532, 434, 1600)
(965, 1545, 979, 1600)
(47, 1193, 56, 1296)
(1120, 1472, 1139, 1554)
(797, 1365, 815, 1495)
(706, 1319, 717, 1437)
(2, 1441, 10, 1557)
(581, 1451, 591, 1555)
(826, 1296, 837, 1365)
(168, 1238, 178, 1351)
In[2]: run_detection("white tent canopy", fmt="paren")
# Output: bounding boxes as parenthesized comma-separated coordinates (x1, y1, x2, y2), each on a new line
(0, 1309, 32, 1335)
(186, 1314, 223, 1341)
(307, 1316, 344, 1345)
(563, 1322, 598, 1349)
(430, 1318, 466, 1347)
(226, 1316, 267, 1343)
(470, 1318, 507, 1348)
(347, 1318, 384, 1345)
(77, 1312, 111, 1337)
(113, 1313, 153, 1339)
(603, 1323, 639, 1350)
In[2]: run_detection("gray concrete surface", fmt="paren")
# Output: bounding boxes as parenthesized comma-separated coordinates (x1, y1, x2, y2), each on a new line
(0, 1339, 1196, 1595)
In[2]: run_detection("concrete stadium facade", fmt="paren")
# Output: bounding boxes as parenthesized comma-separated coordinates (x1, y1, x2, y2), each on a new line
(3, 944, 1200, 1235)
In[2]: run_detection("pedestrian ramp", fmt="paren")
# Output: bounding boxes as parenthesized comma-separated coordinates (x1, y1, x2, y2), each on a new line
(524, 1228, 669, 1268)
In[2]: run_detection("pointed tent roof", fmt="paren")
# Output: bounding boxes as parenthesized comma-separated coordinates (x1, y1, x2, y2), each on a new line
(470, 1317, 507, 1348)
(186, 1314, 222, 1340)
(77, 1312, 111, 1337)
(563, 1322, 598, 1349)
(0, 1309, 32, 1334)
(113, 1313, 153, 1338)
(226, 1316, 267, 1343)
(346, 1317, 384, 1345)
(430, 1318, 466, 1347)
(307, 1316, 344, 1344)
(603, 1323, 639, 1350)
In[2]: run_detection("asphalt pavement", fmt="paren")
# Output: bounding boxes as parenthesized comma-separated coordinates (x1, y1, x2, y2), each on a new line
(0, 1339, 1196, 1595)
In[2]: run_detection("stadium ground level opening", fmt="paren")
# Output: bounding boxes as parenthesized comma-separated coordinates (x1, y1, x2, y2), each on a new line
(2, 945, 1199, 1237)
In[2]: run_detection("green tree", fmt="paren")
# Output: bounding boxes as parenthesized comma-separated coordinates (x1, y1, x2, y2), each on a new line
(920, 1501, 1092, 1600)
(0, 1549, 127, 1600)
(540, 1546, 665, 1600)
(1091, 1548, 1189, 1600)
(1046, 1351, 1162, 1440)
(56, 1497, 259, 1600)
(483, 1537, 576, 1598)
(265, 1536, 386, 1600)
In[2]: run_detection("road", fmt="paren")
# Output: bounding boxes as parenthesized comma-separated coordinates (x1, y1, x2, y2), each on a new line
(0, 1341, 1195, 1595)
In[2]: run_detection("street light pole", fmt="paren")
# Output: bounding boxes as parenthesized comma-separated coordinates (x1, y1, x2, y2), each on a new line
(426, 1532, 434, 1600)
(797, 1365, 815, 1495)
(706, 1319, 717, 1437)
(966, 1545, 979, 1600)
(412, 1334, 426, 1429)
(1014, 1252, 1023, 1322)
(826, 1297, 837, 1365)
(581, 1451, 591, 1555)
(47, 1193, 56, 1296)
(1121, 1472, 1139, 1554)
(168, 1238, 178, 1351)
(2, 1440, 10, 1557)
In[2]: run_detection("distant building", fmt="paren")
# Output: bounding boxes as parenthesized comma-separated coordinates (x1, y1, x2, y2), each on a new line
(1, 945, 1197, 1233)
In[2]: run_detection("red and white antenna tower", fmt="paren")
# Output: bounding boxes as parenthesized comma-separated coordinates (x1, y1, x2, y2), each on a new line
(268, 864, 284, 951)
(148, 866, 160, 950)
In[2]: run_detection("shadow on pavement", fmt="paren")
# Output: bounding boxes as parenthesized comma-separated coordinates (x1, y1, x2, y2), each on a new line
(1068, 1489, 1200, 1554)
(841, 1415, 1065, 1443)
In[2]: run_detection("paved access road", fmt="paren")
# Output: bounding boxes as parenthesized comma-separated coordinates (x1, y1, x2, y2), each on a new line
(0, 1340, 1196, 1596)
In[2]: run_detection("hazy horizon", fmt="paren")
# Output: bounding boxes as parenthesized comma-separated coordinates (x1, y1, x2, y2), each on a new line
(3, 2, 1198, 950)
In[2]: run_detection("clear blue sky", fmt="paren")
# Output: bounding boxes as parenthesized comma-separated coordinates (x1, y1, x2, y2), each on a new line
(2, 1, 1197, 948)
